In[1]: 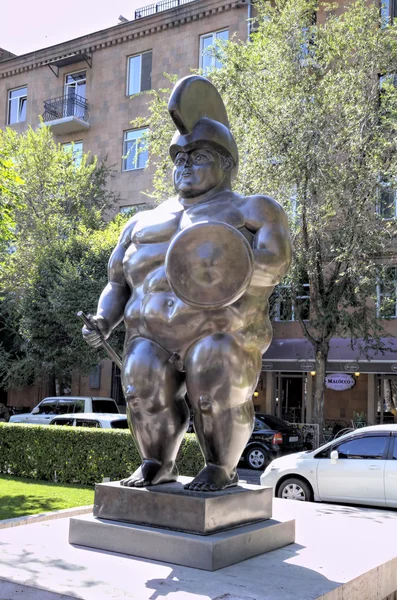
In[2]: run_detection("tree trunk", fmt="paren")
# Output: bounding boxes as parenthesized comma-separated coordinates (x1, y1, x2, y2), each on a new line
(312, 346, 328, 436)
(47, 371, 56, 397)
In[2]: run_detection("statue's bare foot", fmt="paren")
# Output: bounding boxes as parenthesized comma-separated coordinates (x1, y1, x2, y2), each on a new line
(184, 464, 238, 492)
(120, 460, 178, 487)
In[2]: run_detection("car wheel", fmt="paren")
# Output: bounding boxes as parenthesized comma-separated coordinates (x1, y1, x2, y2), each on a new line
(277, 478, 312, 502)
(245, 446, 268, 470)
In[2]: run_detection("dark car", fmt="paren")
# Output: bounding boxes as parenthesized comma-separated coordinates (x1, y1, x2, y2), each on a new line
(242, 414, 304, 470)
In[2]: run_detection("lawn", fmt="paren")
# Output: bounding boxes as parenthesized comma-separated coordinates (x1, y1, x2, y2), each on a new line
(0, 475, 94, 520)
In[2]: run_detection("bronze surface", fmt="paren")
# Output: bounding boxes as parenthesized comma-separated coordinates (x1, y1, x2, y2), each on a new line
(82, 75, 292, 492)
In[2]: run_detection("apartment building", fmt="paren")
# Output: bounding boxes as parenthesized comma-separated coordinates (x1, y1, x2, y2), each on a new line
(0, 0, 249, 211)
(2, 0, 397, 433)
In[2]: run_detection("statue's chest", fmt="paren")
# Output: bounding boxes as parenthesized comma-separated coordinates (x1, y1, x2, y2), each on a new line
(181, 201, 245, 231)
(123, 202, 248, 288)
(124, 211, 181, 287)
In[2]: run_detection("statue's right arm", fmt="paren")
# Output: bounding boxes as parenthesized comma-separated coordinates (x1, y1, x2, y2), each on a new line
(82, 217, 137, 347)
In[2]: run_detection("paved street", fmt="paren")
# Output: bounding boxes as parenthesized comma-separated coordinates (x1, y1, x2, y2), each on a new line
(237, 467, 261, 485)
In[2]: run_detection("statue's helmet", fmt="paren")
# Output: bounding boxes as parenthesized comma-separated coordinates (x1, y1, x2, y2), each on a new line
(168, 75, 238, 175)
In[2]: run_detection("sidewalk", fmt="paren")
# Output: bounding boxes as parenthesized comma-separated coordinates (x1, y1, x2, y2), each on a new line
(1, 498, 397, 600)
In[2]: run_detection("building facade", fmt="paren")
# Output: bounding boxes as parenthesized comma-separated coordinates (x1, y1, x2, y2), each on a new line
(0, 0, 249, 210)
(2, 0, 397, 434)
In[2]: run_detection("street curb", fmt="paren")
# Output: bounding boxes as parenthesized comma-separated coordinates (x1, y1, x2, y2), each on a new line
(0, 505, 93, 529)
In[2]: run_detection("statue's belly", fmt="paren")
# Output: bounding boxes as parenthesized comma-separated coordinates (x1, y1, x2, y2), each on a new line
(122, 220, 271, 355)
(124, 285, 268, 356)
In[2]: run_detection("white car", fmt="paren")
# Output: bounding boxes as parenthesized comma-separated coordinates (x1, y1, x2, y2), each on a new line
(260, 424, 397, 508)
(9, 396, 120, 425)
(49, 413, 129, 429)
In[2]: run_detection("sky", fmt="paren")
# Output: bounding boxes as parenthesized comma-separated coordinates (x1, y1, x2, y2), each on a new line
(1, 0, 145, 56)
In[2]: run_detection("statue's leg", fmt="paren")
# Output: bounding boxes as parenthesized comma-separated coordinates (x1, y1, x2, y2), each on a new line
(120, 337, 189, 487)
(184, 333, 262, 492)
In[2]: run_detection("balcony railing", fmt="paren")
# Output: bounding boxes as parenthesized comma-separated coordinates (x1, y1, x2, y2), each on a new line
(135, 0, 196, 19)
(43, 93, 89, 124)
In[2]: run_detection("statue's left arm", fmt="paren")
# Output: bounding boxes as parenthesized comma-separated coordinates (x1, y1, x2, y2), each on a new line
(244, 195, 292, 288)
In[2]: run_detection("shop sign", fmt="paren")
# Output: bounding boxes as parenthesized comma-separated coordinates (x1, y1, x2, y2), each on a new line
(300, 362, 315, 371)
(325, 373, 356, 391)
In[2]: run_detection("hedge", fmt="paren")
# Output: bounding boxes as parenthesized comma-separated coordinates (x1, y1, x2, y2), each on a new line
(0, 423, 204, 486)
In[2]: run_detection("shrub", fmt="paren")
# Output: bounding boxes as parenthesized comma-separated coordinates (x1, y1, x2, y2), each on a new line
(0, 424, 203, 485)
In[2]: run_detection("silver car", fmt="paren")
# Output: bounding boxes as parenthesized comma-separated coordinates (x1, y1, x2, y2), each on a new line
(260, 424, 397, 508)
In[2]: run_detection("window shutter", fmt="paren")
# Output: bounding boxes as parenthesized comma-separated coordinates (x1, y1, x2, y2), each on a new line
(89, 364, 101, 389)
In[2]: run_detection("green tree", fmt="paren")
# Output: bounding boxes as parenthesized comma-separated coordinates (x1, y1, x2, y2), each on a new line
(0, 220, 125, 391)
(0, 155, 23, 253)
(0, 125, 120, 391)
(141, 0, 397, 431)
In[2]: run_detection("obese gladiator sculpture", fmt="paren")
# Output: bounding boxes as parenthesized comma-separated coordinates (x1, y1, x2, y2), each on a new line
(82, 75, 292, 492)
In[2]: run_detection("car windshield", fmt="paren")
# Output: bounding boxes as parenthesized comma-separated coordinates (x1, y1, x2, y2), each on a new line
(92, 399, 118, 413)
(37, 400, 58, 414)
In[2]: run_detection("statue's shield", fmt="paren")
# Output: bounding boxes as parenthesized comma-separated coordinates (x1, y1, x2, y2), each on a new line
(165, 221, 254, 309)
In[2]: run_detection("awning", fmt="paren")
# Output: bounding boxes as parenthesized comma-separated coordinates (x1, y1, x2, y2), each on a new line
(262, 337, 397, 374)
(47, 53, 92, 77)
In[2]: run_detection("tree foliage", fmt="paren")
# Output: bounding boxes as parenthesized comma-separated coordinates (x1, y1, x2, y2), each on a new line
(142, 0, 397, 428)
(0, 126, 122, 390)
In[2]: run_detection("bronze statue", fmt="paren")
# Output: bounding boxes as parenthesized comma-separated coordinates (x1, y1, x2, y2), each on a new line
(82, 76, 292, 492)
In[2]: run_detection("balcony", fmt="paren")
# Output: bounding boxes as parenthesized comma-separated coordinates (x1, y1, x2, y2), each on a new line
(134, 0, 196, 19)
(42, 93, 90, 134)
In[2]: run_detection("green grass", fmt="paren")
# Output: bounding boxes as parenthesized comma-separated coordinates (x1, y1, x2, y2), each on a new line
(0, 475, 94, 520)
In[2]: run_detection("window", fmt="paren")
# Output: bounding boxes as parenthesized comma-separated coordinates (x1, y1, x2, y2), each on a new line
(127, 51, 152, 95)
(378, 178, 397, 219)
(335, 435, 387, 459)
(65, 71, 86, 99)
(62, 141, 83, 166)
(56, 398, 85, 414)
(51, 418, 74, 426)
(91, 399, 118, 413)
(8, 86, 27, 124)
(120, 203, 152, 215)
(392, 437, 397, 459)
(253, 418, 271, 432)
(122, 129, 148, 171)
(36, 399, 58, 415)
(274, 282, 310, 321)
(377, 267, 397, 318)
(199, 29, 228, 74)
(110, 420, 129, 429)
(64, 72, 86, 118)
(299, 13, 317, 62)
(75, 419, 101, 428)
(381, 0, 397, 26)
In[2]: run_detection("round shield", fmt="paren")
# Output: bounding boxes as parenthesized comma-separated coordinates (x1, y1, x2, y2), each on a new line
(165, 221, 254, 309)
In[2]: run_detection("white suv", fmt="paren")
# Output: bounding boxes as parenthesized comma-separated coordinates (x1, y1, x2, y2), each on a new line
(9, 396, 120, 425)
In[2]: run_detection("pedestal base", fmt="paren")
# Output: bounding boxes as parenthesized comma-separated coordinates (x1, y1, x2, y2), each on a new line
(93, 477, 272, 534)
(69, 514, 295, 571)
(69, 478, 296, 571)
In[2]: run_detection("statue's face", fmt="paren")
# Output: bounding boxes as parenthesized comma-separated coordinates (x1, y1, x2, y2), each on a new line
(173, 148, 225, 199)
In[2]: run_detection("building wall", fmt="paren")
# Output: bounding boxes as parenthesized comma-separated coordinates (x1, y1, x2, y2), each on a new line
(71, 359, 113, 398)
(323, 374, 368, 422)
(8, 380, 49, 410)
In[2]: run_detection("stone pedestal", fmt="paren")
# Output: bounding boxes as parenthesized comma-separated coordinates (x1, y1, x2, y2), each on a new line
(69, 477, 295, 571)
